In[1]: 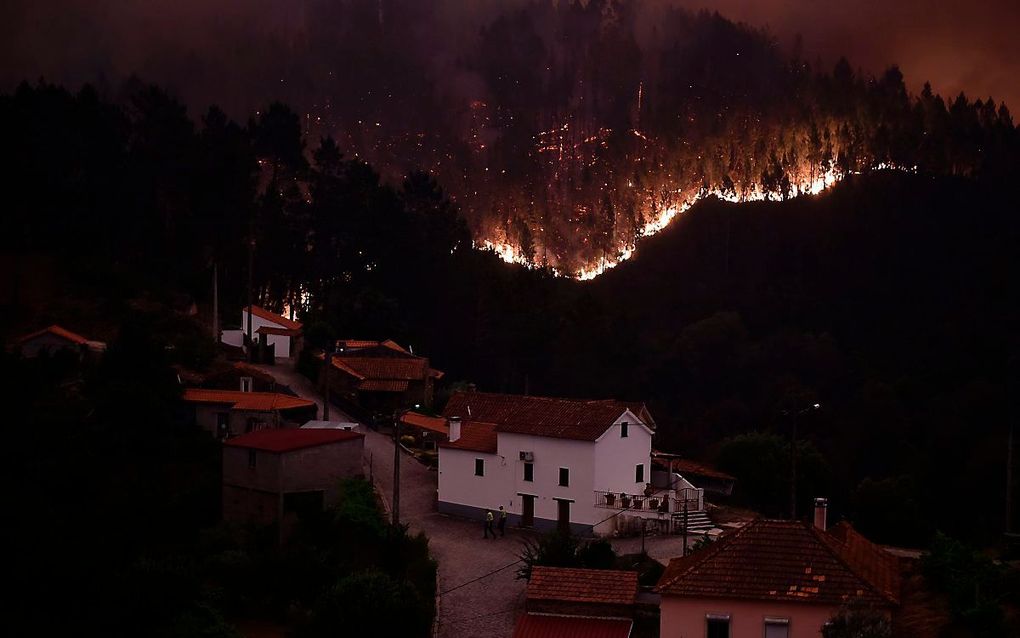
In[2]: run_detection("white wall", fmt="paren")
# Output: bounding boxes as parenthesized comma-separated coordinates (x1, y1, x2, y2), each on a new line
(497, 432, 597, 526)
(593, 412, 653, 496)
(221, 329, 244, 347)
(238, 310, 292, 357)
(437, 447, 509, 513)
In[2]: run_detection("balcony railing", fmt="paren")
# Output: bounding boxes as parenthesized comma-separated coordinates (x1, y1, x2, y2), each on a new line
(594, 487, 703, 514)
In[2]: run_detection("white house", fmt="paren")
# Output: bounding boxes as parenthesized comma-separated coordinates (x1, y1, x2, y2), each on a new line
(221, 305, 302, 358)
(438, 391, 701, 536)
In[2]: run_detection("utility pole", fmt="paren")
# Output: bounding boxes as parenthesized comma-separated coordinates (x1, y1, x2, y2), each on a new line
(211, 262, 219, 343)
(681, 497, 689, 557)
(787, 403, 820, 521)
(323, 343, 333, 421)
(790, 410, 799, 521)
(1007, 422, 1014, 534)
(246, 235, 255, 362)
(393, 409, 401, 526)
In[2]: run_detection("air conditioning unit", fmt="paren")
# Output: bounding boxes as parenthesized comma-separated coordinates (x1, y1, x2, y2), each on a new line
(519, 451, 535, 462)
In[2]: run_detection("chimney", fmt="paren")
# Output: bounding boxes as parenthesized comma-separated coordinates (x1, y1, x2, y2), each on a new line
(449, 416, 461, 443)
(813, 497, 828, 531)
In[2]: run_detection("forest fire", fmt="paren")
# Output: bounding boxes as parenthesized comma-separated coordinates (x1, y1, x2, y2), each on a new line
(478, 163, 895, 280)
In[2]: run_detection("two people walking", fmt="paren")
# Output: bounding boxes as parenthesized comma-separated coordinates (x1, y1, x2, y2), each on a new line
(484, 505, 508, 539)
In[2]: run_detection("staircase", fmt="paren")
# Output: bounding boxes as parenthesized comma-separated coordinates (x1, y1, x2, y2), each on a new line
(670, 509, 715, 535)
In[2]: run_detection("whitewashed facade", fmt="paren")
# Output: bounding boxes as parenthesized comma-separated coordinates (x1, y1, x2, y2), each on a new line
(438, 407, 655, 535)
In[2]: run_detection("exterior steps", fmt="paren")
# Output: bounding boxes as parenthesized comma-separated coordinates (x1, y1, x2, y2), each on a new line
(670, 510, 715, 535)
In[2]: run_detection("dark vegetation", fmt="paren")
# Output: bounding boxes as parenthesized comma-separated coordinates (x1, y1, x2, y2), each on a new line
(6, 316, 434, 635)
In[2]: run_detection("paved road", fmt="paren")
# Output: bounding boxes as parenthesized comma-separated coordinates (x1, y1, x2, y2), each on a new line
(362, 427, 528, 638)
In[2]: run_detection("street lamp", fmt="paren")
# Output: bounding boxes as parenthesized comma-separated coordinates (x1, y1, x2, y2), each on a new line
(783, 402, 820, 520)
(392, 403, 420, 526)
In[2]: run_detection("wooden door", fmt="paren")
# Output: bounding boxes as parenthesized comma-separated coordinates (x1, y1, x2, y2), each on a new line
(557, 499, 570, 533)
(521, 495, 535, 527)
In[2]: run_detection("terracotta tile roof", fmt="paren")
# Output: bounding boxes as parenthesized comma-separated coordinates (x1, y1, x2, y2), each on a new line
(656, 519, 899, 607)
(825, 522, 902, 604)
(224, 428, 362, 453)
(438, 421, 498, 454)
(334, 356, 428, 380)
(255, 326, 301, 336)
(527, 566, 639, 606)
(247, 305, 303, 331)
(337, 339, 410, 355)
(442, 391, 651, 441)
(400, 412, 448, 435)
(513, 615, 632, 638)
(16, 324, 90, 346)
(651, 454, 736, 481)
(182, 388, 316, 412)
(358, 379, 410, 392)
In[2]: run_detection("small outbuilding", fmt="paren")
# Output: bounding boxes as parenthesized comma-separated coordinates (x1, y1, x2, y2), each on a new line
(222, 428, 365, 528)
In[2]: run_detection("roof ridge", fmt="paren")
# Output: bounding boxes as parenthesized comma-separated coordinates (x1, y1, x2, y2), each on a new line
(813, 523, 901, 605)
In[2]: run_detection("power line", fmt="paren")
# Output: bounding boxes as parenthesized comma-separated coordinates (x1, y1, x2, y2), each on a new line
(439, 558, 523, 596)
(441, 603, 520, 627)
(437, 501, 641, 596)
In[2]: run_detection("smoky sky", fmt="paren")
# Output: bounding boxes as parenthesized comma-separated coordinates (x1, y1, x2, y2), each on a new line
(3, 0, 1018, 119)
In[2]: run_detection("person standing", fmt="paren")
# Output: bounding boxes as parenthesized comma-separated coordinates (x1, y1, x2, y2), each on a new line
(484, 510, 495, 539)
(497, 505, 507, 537)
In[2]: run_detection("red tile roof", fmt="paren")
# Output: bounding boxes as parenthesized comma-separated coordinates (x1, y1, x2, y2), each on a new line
(825, 522, 902, 604)
(442, 391, 651, 441)
(400, 412, 449, 435)
(224, 428, 362, 453)
(651, 455, 736, 481)
(527, 567, 639, 606)
(337, 339, 411, 354)
(16, 324, 90, 346)
(255, 326, 301, 336)
(438, 421, 498, 454)
(513, 615, 632, 638)
(334, 356, 428, 380)
(358, 379, 410, 392)
(247, 305, 302, 331)
(656, 519, 899, 607)
(182, 388, 316, 412)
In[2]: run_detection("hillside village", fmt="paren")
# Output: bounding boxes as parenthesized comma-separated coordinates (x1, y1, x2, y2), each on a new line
(10, 303, 1011, 638)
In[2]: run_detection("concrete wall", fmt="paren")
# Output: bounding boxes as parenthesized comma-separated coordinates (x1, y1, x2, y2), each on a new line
(222, 436, 364, 524)
(194, 404, 280, 438)
(279, 437, 364, 498)
(660, 596, 845, 638)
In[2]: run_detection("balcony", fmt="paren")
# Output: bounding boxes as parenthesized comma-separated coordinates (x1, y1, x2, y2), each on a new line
(593, 486, 704, 516)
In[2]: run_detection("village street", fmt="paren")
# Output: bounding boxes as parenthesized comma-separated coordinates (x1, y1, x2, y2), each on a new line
(254, 360, 690, 638)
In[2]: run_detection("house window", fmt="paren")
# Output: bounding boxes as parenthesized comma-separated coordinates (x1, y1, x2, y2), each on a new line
(559, 467, 569, 487)
(764, 618, 789, 638)
(705, 614, 730, 638)
(635, 463, 645, 483)
(621, 422, 629, 437)
(475, 458, 484, 477)
(248, 450, 257, 469)
(240, 376, 253, 392)
(524, 462, 534, 482)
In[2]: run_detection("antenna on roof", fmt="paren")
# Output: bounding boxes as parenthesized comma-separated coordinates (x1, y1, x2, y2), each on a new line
(409, 344, 414, 354)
